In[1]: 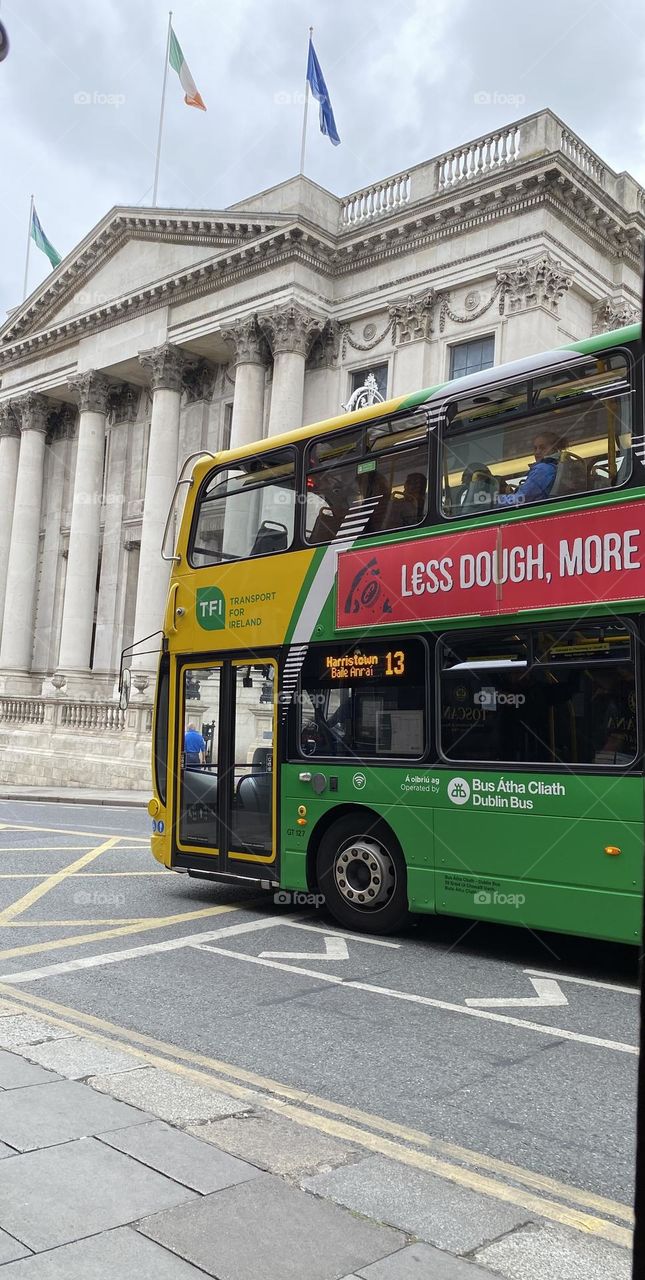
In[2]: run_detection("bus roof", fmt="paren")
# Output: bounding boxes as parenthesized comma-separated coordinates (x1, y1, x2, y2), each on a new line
(190, 321, 641, 483)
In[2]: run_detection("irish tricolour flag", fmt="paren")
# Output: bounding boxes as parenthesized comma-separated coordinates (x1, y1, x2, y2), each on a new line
(169, 24, 206, 111)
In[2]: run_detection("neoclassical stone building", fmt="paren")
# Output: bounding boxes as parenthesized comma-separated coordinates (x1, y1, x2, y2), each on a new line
(0, 109, 642, 788)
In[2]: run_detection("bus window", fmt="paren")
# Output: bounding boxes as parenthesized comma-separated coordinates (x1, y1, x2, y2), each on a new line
(439, 622, 637, 767)
(441, 352, 632, 516)
(190, 448, 296, 566)
(305, 414, 429, 544)
(295, 640, 426, 758)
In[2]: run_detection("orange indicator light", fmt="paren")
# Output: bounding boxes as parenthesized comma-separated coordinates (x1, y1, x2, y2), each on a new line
(604, 845, 621, 857)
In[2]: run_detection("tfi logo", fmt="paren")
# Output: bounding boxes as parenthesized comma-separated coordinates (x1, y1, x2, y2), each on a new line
(196, 587, 226, 631)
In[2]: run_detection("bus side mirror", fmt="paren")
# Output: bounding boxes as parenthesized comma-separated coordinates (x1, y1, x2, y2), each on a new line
(119, 668, 131, 711)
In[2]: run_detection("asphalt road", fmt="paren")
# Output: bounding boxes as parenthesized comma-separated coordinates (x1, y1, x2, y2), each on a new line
(0, 798, 638, 1221)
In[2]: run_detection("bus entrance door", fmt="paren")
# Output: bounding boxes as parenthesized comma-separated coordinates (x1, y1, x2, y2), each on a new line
(175, 658, 278, 881)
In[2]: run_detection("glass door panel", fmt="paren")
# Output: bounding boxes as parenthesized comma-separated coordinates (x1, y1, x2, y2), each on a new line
(229, 663, 276, 861)
(178, 664, 221, 850)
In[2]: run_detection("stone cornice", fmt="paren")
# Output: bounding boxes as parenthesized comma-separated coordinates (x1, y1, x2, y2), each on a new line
(0, 156, 642, 376)
(2, 211, 286, 345)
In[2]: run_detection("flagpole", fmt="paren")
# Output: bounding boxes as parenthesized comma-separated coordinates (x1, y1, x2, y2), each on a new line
(299, 26, 313, 175)
(152, 10, 172, 207)
(22, 194, 34, 301)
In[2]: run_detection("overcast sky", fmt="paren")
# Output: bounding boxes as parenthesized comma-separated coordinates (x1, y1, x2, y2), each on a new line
(1, 0, 644, 318)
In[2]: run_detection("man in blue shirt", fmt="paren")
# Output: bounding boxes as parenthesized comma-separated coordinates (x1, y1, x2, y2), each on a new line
(184, 723, 206, 768)
(497, 431, 560, 507)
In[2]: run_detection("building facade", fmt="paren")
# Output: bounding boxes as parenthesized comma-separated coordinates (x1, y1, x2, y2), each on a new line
(0, 109, 643, 788)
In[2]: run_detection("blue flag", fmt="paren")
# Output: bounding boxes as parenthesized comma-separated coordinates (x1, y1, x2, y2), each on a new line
(306, 39, 340, 147)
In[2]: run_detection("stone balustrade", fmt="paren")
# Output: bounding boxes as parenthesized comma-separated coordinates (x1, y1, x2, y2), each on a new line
(341, 173, 411, 225)
(338, 109, 622, 229)
(0, 696, 151, 735)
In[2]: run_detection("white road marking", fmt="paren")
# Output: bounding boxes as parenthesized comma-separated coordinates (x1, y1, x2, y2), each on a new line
(189, 946, 638, 1055)
(466, 978, 568, 1009)
(261, 935, 349, 961)
(0, 915, 284, 984)
(281, 920, 400, 949)
(524, 968, 638, 996)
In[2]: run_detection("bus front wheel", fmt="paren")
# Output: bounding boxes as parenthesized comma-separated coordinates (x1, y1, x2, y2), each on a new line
(316, 816, 409, 935)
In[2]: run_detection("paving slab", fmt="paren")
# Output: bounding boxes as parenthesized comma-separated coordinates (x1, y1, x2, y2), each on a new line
(0, 1077, 152, 1151)
(138, 1171, 407, 1280)
(89, 1065, 251, 1124)
(99, 1118, 262, 1193)
(0, 1228, 31, 1265)
(22, 1034, 145, 1080)
(0, 1017, 72, 1051)
(0, 1226, 211, 1278)
(0, 1049, 62, 1090)
(187, 1108, 362, 1178)
(304, 1155, 531, 1254)
(475, 1221, 632, 1280)
(357, 1242, 499, 1276)
(0, 1137, 197, 1252)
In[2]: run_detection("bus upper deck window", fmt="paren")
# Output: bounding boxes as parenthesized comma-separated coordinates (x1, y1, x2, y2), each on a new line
(190, 448, 296, 567)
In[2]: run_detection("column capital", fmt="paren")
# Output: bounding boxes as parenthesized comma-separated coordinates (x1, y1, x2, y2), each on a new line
(220, 316, 268, 367)
(17, 392, 51, 435)
(182, 359, 219, 403)
(108, 382, 140, 423)
(258, 302, 325, 358)
(69, 370, 112, 414)
(47, 404, 77, 442)
(138, 343, 187, 392)
(0, 400, 21, 439)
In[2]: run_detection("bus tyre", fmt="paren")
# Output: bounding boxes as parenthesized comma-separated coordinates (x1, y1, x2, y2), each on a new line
(316, 816, 409, 935)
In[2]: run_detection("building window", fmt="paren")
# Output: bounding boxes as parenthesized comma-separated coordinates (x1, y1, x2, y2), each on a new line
(449, 337, 495, 380)
(350, 364, 388, 402)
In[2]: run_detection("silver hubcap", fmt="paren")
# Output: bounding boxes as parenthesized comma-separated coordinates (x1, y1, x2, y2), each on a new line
(334, 839, 395, 909)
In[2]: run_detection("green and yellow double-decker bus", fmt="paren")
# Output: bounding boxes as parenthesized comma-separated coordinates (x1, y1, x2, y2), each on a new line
(144, 322, 644, 942)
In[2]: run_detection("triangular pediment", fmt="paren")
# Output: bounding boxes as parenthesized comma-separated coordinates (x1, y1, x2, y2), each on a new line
(1, 205, 287, 346)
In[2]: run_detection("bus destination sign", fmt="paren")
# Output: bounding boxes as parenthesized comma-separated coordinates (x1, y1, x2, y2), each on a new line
(336, 500, 645, 628)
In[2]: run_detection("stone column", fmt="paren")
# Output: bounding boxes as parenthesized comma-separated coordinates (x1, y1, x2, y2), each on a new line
(131, 343, 186, 677)
(259, 304, 324, 437)
(0, 402, 21, 642)
(220, 317, 267, 448)
(92, 386, 138, 676)
(57, 371, 111, 676)
(0, 393, 50, 676)
(32, 407, 76, 675)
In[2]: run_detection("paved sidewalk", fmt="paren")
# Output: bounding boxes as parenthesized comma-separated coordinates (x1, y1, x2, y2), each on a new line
(0, 786, 148, 808)
(0, 1019, 633, 1279)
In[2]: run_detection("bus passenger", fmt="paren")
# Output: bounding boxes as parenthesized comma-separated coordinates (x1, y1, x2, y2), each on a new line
(496, 431, 560, 507)
(184, 723, 206, 768)
(308, 472, 351, 542)
(401, 471, 427, 522)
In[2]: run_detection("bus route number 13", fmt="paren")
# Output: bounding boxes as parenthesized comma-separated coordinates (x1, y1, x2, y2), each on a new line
(385, 650, 405, 677)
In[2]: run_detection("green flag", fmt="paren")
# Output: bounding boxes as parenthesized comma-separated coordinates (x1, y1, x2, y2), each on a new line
(31, 206, 61, 269)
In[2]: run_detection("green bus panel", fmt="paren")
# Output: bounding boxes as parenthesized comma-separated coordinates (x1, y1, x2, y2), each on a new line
(280, 765, 643, 943)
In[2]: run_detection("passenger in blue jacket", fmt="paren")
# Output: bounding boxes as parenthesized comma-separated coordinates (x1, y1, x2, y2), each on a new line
(497, 431, 560, 507)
